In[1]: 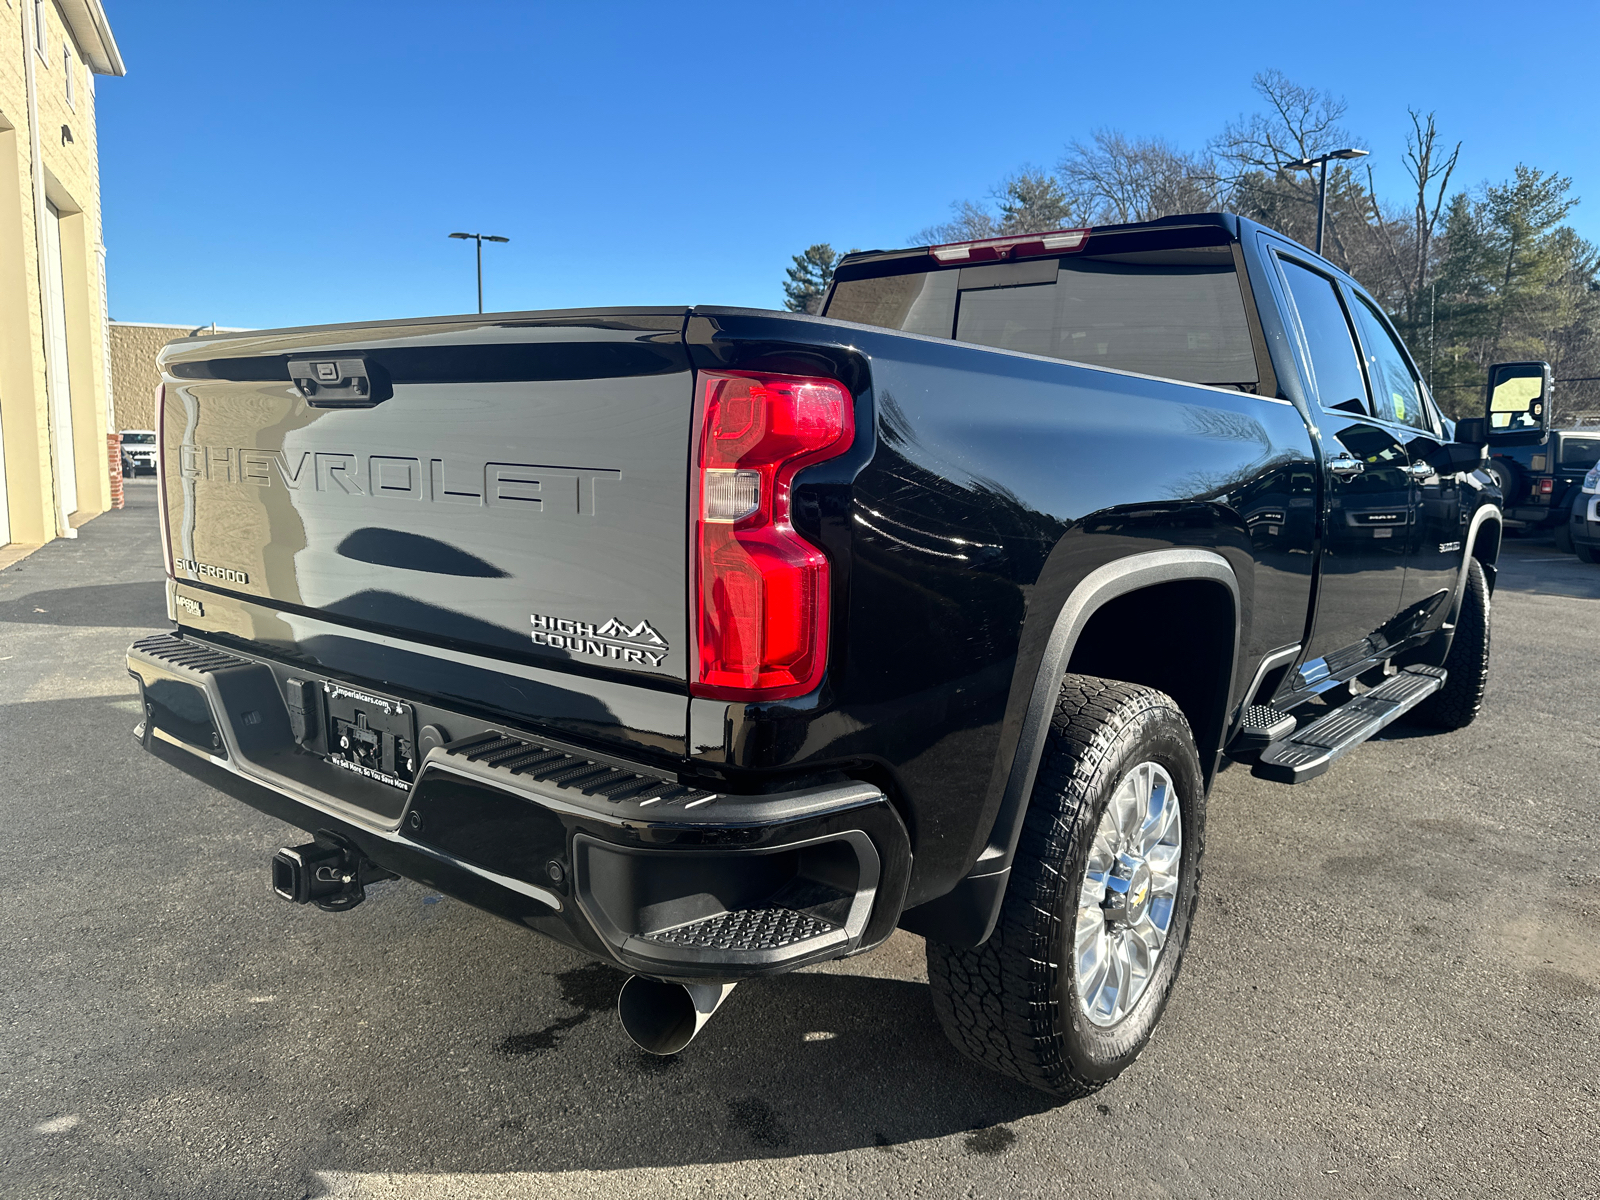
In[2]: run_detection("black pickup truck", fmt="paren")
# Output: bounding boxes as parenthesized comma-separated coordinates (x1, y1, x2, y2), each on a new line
(129, 213, 1528, 1098)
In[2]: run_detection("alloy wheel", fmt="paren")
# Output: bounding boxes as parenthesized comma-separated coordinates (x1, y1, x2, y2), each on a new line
(1073, 761, 1183, 1027)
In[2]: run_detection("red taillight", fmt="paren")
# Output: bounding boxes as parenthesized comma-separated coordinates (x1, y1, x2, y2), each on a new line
(692, 371, 853, 700)
(1538, 478, 1555, 495)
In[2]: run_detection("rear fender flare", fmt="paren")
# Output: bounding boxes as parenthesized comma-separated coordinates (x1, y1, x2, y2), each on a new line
(993, 548, 1239, 862)
(901, 549, 1239, 947)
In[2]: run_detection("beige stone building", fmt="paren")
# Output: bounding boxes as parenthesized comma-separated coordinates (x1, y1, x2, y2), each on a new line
(0, 0, 123, 551)
(109, 321, 244, 433)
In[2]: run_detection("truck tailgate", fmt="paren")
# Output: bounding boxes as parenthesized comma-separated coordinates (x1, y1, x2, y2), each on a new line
(158, 311, 692, 686)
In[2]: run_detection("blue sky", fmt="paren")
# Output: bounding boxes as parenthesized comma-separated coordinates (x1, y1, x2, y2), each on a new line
(100, 0, 1600, 330)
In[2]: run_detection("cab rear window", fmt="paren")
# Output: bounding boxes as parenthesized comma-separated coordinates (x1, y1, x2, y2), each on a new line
(826, 246, 1258, 388)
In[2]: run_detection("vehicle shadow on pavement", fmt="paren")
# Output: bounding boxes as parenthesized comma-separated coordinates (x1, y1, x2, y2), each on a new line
(475, 968, 1064, 1167)
(0, 580, 169, 627)
(43, 704, 1067, 1179)
(1371, 718, 1447, 742)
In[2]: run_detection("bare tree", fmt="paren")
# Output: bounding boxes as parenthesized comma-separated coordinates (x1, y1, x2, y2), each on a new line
(1402, 110, 1461, 300)
(913, 200, 1000, 245)
(1364, 110, 1462, 329)
(1214, 69, 1363, 186)
(913, 168, 1079, 244)
(1215, 71, 1369, 254)
(1058, 131, 1220, 224)
(1214, 71, 1384, 281)
(896, 67, 1598, 417)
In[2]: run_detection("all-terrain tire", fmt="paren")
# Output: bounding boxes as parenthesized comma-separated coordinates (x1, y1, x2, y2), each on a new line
(925, 675, 1205, 1098)
(1411, 557, 1491, 730)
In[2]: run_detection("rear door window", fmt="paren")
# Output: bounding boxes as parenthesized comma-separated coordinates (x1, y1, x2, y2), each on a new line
(1347, 292, 1429, 431)
(1276, 258, 1370, 416)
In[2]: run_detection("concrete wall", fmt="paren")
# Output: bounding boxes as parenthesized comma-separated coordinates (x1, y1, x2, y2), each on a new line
(0, 1, 120, 547)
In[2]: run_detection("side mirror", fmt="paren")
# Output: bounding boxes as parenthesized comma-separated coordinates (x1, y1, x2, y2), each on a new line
(1452, 417, 1487, 445)
(1425, 441, 1488, 474)
(1485, 360, 1552, 447)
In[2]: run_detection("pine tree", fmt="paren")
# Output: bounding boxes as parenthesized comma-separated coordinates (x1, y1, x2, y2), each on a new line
(783, 244, 840, 315)
(1429, 167, 1600, 417)
(995, 169, 1077, 233)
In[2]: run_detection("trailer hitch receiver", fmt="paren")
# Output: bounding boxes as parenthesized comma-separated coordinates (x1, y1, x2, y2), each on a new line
(272, 832, 396, 912)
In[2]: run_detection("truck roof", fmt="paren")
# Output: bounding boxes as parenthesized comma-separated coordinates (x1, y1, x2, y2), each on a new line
(835, 212, 1254, 275)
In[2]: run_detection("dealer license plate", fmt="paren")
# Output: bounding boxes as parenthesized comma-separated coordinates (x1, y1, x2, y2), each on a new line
(322, 681, 417, 790)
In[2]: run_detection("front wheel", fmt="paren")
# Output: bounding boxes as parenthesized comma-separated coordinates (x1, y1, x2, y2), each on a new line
(926, 676, 1204, 1098)
(1411, 557, 1491, 730)
(1554, 523, 1574, 554)
(1577, 542, 1598, 565)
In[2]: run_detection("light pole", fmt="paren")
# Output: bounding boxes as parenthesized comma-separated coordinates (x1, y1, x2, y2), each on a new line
(1283, 148, 1368, 257)
(448, 231, 510, 314)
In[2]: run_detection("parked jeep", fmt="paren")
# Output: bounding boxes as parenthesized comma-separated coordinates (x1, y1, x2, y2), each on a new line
(1485, 426, 1600, 550)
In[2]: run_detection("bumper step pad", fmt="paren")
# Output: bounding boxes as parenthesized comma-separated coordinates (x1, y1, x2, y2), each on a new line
(645, 907, 843, 952)
(132, 632, 250, 674)
(1229, 703, 1298, 751)
(443, 731, 716, 810)
(1252, 666, 1446, 784)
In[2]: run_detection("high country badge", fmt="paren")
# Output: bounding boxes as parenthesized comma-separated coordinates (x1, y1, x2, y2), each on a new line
(531, 613, 667, 666)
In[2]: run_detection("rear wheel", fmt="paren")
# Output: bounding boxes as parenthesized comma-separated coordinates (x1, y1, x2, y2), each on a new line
(926, 676, 1204, 1098)
(1554, 523, 1574, 554)
(1411, 558, 1491, 730)
(1577, 543, 1598, 564)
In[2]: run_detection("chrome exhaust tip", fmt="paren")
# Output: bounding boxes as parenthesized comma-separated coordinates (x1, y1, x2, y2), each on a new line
(617, 976, 737, 1055)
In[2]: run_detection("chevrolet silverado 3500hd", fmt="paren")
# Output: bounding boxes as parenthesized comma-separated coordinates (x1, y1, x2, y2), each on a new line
(128, 213, 1530, 1097)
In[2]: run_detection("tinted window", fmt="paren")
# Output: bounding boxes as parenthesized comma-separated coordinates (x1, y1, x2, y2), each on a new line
(828, 250, 1259, 387)
(1560, 434, 1600, 468)
(122, 432, 156, 444)
(1278, 259, 1369, 416)
(1349, 293, 1428, 431)
(827, 270, 958, 338)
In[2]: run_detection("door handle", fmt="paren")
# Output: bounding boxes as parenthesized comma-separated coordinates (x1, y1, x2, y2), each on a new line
(1328, 455, 1365, 479)
(1402, 461, 1434, 480)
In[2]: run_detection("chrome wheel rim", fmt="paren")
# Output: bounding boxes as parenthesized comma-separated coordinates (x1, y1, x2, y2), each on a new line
(1073, 761, 1182, 1028)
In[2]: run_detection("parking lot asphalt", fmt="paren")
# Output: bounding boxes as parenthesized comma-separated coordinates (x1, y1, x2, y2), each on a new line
(2, 482, 1596, 1200)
